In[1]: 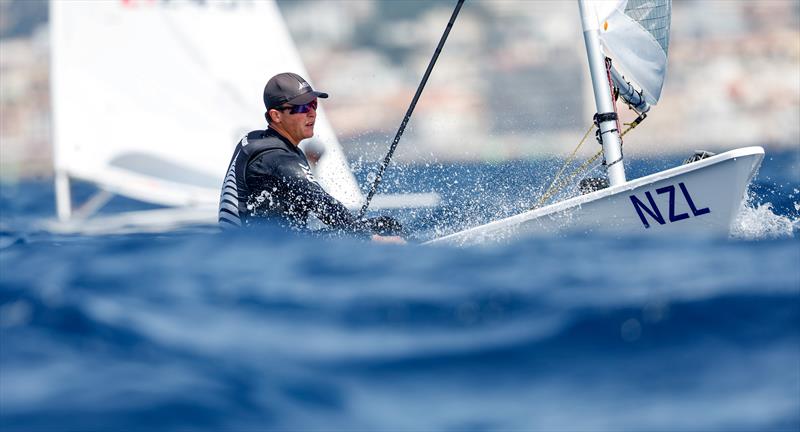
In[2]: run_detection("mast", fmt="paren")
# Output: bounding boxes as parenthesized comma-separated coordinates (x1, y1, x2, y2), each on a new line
(50, 0, 71, 222)
(578, 0, 626, 186)
(54, 171, 72, 221)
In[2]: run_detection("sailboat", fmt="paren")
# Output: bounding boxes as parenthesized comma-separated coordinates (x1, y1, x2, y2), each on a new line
(47, 0, 437, 234)
(427, 0, 764, 246)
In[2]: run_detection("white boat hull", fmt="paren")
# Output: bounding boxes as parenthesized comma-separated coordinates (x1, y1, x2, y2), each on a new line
(427, 146, 765, 246)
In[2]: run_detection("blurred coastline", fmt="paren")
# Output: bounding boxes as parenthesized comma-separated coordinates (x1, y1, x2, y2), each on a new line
(1, 0, 798, 180)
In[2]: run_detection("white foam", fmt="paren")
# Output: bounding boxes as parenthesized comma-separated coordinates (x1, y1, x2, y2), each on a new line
(730, 197, 798, 240)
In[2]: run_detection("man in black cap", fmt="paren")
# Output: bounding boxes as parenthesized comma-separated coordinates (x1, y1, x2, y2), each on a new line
(218, 72, 404, 242)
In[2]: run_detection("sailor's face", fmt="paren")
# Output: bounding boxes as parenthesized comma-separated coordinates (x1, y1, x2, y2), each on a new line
(275, 99, 317, 145)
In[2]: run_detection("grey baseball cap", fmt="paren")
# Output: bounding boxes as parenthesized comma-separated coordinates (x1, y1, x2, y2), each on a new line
(263, 72, 328, 109)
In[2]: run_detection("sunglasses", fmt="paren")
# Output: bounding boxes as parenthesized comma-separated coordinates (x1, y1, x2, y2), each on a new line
(275, 100, 317, 114)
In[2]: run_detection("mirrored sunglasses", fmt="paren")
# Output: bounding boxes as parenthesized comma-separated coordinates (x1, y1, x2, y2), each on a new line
(277, 100, 317, 114)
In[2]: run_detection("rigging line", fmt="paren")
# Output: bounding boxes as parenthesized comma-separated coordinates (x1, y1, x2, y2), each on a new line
(534, 58, 624, 210)
(535, 122, 595, 209)
(357, 0, 466, 219)
(532, 148, 602, 210)
(531, 118, 642, 210)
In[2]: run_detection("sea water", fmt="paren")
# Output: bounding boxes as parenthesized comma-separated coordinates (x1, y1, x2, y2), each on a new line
(1, 150, 798, 431)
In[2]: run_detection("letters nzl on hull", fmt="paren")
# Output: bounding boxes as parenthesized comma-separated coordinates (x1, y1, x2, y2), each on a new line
(630, 182, 710, 229)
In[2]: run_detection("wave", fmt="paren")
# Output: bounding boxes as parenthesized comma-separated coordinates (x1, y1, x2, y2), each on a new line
(731, 186, 799, 239)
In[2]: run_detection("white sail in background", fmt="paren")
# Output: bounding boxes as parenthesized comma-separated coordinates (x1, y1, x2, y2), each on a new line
(593, 0, 671, 105)
(50, 0, 363, 212)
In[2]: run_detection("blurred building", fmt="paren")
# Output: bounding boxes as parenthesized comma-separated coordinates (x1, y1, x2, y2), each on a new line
(0, 24, 50, 179)
(281, 0, 800, 161)
(0, 0, 798, 179)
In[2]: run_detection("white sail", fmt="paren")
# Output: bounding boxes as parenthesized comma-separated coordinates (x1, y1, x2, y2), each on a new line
(593, 0, 671, 105)
(50, 0, 363, 217)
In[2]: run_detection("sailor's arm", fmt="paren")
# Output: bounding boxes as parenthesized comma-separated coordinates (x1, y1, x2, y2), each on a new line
(262, 152, 370, 232)
(248, 151, 405, 240)
(277, 159, 406, 240)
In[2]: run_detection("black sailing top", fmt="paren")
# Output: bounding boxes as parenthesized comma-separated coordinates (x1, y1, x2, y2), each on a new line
(218, 128, 376, 234)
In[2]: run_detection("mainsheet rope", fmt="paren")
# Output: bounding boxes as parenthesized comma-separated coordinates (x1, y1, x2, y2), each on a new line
(358, 0, 466, 219)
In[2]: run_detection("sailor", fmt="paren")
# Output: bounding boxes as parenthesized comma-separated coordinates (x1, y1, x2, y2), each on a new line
(218, 72, 404, 242)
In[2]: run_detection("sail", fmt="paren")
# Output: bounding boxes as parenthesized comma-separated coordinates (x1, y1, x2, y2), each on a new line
(593, 0, 671, 105)
(50, 0, 363, 210)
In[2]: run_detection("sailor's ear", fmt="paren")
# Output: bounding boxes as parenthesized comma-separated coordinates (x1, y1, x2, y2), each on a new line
(266, 108, 279, 123)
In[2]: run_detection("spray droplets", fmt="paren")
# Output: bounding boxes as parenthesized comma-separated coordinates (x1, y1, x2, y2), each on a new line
(731, 189, 798, 239)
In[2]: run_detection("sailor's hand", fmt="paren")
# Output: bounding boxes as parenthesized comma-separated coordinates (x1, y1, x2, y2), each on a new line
(371, 234, 406, 245)
(366, 216, 405, 236)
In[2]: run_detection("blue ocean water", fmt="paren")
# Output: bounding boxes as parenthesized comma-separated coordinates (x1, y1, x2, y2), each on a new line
(1, 150, 799, 431)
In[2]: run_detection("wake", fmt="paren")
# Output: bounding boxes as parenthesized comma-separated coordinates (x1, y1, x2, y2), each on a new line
(731, 192, 799, 239)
